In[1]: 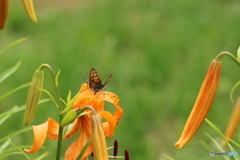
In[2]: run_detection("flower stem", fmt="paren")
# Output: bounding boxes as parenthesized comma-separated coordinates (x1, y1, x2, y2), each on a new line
(215, 51, 240, 66)
(38, 64, 64, 160)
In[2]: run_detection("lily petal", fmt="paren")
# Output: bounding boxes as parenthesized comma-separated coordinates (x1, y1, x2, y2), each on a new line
(21, 0, 37, 23)
(99, 111, 116, 136)
(24, 120, 48, 153)
(65, 115, 92, 160)
(46, 118, 59, 140)
(25, 118, 60, 153)
(0, 0, 9, 30)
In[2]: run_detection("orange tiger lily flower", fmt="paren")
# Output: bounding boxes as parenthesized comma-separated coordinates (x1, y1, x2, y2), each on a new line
(222, 97, 240, 146)
(175, 59, 222, 149)
(25, 83, 123, 160)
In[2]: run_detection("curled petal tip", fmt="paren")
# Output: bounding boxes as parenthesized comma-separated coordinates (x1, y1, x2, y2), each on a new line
(22, 0, 37, 23)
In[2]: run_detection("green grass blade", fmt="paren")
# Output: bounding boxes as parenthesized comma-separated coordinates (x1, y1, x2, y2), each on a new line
(0, 152, 23, 159)
(205, 133, 230, 160)
(205, 119, 240, 160)
(228, 139, 240, 147)
(8, 140, 34, 160)
(205, 119, 226, 140)
(76, 137, 91, 160)
(35, 152, 49, 160)
(0, 38, 28, 56)
(0, 83, 30, 101)
(0, 141, 10, 153)
(0, 61, 21, 84)
(0, 99, 50, 126)
(0, 128, 32, 144)
(162, 154, 175, 160)
(0, 145, 32, 155)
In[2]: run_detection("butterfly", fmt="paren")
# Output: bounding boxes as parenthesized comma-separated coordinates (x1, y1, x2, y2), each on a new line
(87, 68, 112, 94)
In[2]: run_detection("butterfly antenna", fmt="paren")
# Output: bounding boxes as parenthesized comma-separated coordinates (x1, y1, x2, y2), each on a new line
(103, 74, 112, 86)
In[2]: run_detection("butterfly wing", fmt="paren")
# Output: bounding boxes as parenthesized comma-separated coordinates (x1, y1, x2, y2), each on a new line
(88, 68, 103, 92)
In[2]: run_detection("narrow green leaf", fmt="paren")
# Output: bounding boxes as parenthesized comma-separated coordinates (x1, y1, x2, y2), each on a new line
(67, 91, 72, 104)
(0, 61, 21, 84)
(205, 133, 230, 160)
(63, 92, 79, 113)
(162, 154, 175, 160)
(228, 139, 240, 147)
(230, 81, 240, 103)
(0, 152, 24, 159)
(76, 137, 92, 160)
(205, 119, 226, 140)
(35, 152, 49, 160)
(41, 88, 59, 109)
(0, 140, 10, 153)
(0, 145, 32, 155)
(0, 99, 50, 126)
(55, 70, 60, 86)
(8, 140, 34, 160)
(0, 83, 30, 101)
(0, 128, 32, 144)
(205, 119, 240, 160)
(0, 38, 28, 56)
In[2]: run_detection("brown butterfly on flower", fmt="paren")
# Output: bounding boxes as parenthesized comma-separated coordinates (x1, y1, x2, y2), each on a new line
(87, 68, 112, 94)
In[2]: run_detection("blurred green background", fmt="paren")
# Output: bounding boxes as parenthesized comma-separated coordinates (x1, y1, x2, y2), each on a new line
(1, 0, 240, 159)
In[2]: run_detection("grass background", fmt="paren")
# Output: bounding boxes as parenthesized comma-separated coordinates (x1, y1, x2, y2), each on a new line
(0, 0, 240, 159)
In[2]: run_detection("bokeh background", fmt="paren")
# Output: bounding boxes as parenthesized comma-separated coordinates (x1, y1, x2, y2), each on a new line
(1, 0, 240, 159)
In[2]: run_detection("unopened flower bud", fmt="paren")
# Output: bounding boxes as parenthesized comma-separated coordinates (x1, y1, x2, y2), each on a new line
(175, 59, 222, 148)
(24, 69, 44, 126)
(0, 0, 9, 30)
(21, 0, 37, 23)
(91, 114, 108, 160)
(61, 109, 77, 127)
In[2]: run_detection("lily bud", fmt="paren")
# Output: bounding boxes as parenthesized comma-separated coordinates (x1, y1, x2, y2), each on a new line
(222, 97, 240, 146)
(61, 110, 77, 127)
(21, 0, 37, 23)
(24, 69, 44, 126)
(91, 114, 108, 160)
(175, 59, 222, 148)
(0, 0, 9, 30)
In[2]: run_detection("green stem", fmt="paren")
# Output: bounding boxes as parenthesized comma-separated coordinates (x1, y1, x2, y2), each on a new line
(215, 51, 240, 66)
(76, 106, 97, 116)
(38, 64, 64, 160)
